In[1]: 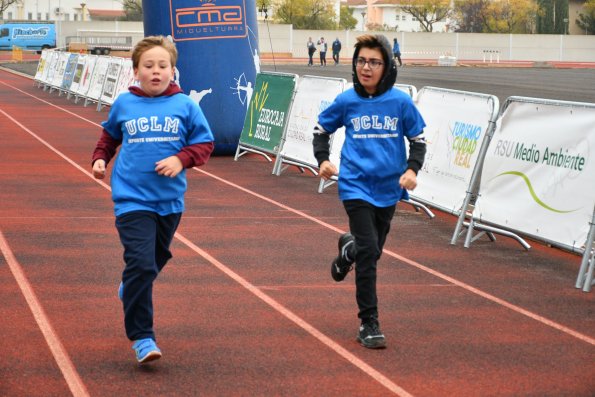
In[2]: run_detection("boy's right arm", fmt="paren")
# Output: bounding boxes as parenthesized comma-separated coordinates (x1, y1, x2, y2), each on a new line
(313, 126, 338, 180)
(91, 129, 121, 179)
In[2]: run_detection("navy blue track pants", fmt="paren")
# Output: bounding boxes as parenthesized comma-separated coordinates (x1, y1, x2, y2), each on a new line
(115, 210, 181, 341)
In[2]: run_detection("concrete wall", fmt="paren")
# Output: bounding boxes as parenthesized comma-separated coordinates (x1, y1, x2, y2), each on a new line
(258, 23, 595, 62)
(53, 21, 594, 63)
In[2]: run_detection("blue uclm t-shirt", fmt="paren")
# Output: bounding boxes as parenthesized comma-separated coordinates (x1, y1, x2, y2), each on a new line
(317, 87, 426, 207)
(101, 92, 214, 216)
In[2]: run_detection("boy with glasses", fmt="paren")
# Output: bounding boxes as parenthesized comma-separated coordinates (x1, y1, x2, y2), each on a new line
(312, 34, 426, 349)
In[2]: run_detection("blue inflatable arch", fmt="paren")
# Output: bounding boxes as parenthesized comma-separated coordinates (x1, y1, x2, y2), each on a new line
(142, 0, 259, 154)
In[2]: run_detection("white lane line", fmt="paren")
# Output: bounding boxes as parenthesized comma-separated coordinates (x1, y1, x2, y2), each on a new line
(0, 230, 90, 397)
(175, 233, 413, 396)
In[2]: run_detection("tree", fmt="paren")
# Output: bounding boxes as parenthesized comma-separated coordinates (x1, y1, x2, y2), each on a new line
(453, 0, 489, 32)
(576, 0, 595, 34)
(257, 0, 274, 19)
(399, 0, 452, 32)
(274, 0, 337, 29)
(339, 4, 357, 30)
(536, 0, 555, 33)
(482, 0, 539, 33)
(537, 0, 569, 33)
(1, 0, 21, 15)
(120, 0, 143, 21)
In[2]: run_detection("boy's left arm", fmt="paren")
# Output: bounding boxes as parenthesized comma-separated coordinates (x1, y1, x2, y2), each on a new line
(400, 134, 427, 190)
(177, 141, 215, 168)
(155, 142, 214, 178)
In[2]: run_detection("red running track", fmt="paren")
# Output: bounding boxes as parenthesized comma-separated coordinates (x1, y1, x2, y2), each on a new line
(0, 68, 593, 397)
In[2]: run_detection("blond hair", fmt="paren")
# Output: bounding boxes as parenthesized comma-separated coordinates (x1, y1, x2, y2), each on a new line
(131, 35, 178, 69)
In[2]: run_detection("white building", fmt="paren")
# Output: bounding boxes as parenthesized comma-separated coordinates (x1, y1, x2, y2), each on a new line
(1, 0, 125, 22)
(344, 0, 451, 32)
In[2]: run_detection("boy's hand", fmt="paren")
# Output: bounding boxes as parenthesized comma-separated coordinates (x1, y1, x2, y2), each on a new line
(92, 159, 106, 179)
(155, 155, 183, 178)
(399, 169, 418, 190)
(319, 160, 338, 180)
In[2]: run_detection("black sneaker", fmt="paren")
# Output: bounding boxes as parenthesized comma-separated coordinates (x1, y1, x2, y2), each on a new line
(357, 320, 386, 349)
(331, 233, 355, 282)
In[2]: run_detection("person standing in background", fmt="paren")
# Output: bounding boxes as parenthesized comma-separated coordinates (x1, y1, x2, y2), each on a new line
(307, 37, 316, 66)
(317, 37, 327, 67)
(393, 37, 403, 67)
(332, 37, 342, 65)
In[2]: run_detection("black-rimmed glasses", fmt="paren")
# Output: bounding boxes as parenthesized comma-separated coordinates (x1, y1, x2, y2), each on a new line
(355, 57, 384, 70)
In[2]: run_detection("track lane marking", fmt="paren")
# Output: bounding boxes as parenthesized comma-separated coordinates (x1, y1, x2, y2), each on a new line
(0, 230, 90, 397)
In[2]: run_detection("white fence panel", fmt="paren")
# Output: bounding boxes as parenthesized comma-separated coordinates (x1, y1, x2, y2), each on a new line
(411, 86, 499, 214)
(49, 51, 71, 90)
(34, 50, 50, 82)
(476, 97, 595, 252)
(99, 57, 124, 106)
(86, 56, 110, 102)
(113, 59, 135, 99)
(75, 55, 97, 99)
(274, 75, 346, 175)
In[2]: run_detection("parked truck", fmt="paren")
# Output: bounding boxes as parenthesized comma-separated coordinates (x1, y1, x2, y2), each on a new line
(0, 21, 56, 51)
(65, 36, 133, 55)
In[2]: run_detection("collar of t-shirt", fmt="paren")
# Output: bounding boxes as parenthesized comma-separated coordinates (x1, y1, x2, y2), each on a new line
(129, 81, 183, 98)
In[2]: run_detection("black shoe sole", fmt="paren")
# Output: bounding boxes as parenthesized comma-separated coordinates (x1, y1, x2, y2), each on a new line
(357, 336, 387, 349)
(331, 257, 348, 282)
(331, 233, 355, 282)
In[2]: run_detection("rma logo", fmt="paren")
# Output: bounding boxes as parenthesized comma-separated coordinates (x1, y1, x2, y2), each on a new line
(170, 0, 247, 41)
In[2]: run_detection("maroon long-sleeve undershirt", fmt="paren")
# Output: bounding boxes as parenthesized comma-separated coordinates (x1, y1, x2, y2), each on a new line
(91, 129, 214, 169)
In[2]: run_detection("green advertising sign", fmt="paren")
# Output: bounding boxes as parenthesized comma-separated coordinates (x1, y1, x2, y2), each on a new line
(238, 72, 297, 155)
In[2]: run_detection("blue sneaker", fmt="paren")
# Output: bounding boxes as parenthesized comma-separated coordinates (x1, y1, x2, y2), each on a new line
(118, 282, 123, 301)
(132, 338, 162, 364)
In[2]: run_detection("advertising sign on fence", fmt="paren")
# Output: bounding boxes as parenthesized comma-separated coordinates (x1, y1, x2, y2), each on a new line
(75, 55, 97, 98)
(113, 59, 135, 99)
(86, 56, 110, 101)
(100, 58, 123, 105)
(50, 51, 70, 89)
(34, 50, 49, 82)
(235, 72, 297, 158)
(412, 87, 499, 214)
(274, 75, 346, 174)
(477, 98, 595, 251)
(61, 53, 79, 91)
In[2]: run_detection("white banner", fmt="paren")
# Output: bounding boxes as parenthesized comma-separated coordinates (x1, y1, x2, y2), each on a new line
(276, 75, 345, 171)
(50, 51, 70, 88)
(34, 50, 49, 82)
(69, 54, 87, 94)
(100, 57, 123, 105)
(40, 50, 58, 85)
(86, 56, 110, 101)
(113, 59, 135, 99)
(477, 98, 595, 250)
(61, 53, 79, 91)
(411, 87, 499, 213)
(75, 55, 97, 98)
